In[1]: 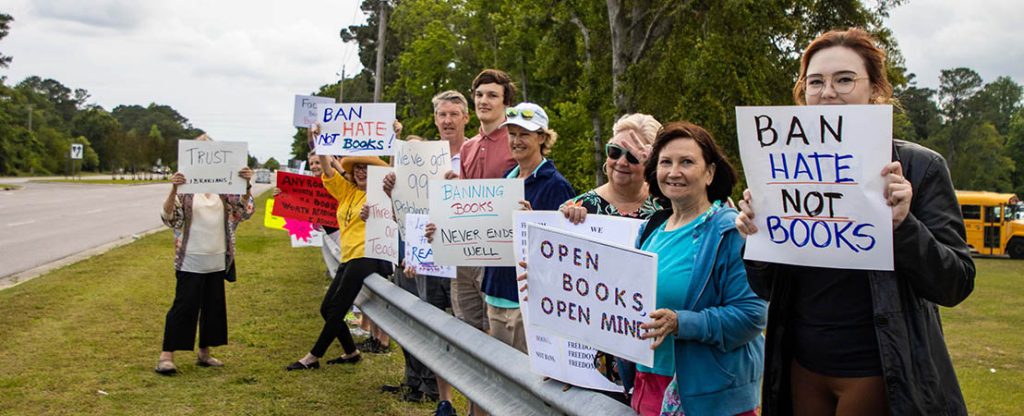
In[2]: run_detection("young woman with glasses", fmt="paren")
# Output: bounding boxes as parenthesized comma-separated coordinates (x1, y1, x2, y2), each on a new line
(735, 28, 974, 416)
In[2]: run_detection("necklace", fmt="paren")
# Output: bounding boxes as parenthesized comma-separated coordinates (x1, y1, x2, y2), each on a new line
(343, 192, 367, 227)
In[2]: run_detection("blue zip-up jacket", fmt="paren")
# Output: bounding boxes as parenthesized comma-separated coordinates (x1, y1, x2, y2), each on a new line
(482, 159, 575, 303)
(637, 207, 767, 416)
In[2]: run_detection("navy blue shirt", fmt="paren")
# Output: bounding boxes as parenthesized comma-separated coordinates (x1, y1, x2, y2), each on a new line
(482, 159, 576, 303)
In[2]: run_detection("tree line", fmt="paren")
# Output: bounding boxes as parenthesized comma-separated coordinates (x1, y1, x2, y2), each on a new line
(292, 0, 1023, 197)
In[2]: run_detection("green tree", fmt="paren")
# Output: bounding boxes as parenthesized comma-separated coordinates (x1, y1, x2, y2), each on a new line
(939, 67, 983, 123)
(895, 74, 941, 141)
(972, 76, 1023, 136)
(71, 107, 121, 171)
(247, 153, 259, 168)
(1006, 110, 1024, 195)
(263, 157, 281, 171)
(948, 122, 1015, 191)
(0, 13, 12, 68)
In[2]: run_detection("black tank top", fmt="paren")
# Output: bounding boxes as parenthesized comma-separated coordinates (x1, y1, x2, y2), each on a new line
(789, 266, 882, 377)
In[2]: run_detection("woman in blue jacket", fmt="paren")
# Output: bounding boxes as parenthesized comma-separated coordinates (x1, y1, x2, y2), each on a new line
(638, 122, 767, 416)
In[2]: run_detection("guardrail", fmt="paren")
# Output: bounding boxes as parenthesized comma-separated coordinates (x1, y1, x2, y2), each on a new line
(355, 274, 636, 416)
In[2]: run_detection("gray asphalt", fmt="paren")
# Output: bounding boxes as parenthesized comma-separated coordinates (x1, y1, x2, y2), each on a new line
(0, 178, 270, 281)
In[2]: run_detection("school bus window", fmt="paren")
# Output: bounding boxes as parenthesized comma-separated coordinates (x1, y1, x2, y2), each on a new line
(961, 205, 981, 220)
(984, 207, 1000, 222)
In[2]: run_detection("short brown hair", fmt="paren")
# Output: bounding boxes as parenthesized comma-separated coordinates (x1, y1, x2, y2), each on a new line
(471, 69, 517, 106)
(793, 28, 892, 105)
(644, 122, 737, 204)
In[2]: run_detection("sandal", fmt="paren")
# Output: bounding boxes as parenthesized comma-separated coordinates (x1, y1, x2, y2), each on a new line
(325, 352, 361, 365)
(155, 359, 177, 375)
(285, 360, 320, 371)
(197, 356, 224, 367)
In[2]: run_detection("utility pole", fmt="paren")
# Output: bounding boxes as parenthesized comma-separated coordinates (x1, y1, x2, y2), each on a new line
(27, 104, 32, 132)
(373, 0, 388, 103)
(338, 67, 346, 103)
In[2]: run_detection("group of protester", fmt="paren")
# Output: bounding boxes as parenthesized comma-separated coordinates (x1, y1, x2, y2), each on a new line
(153, 28, 976, 416)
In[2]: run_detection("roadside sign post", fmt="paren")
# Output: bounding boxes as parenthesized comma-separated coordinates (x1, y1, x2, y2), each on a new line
(70, 144, 83, 180)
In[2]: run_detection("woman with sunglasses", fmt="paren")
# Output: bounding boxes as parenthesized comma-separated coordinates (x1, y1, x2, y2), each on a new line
(560, 114, 664, 224)
(735, 28, 974, 415)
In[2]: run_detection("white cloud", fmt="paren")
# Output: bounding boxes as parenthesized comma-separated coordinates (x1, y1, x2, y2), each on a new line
(30, 0, 159, 31)
(887, 0, 1024, 89)
(0, 0, 365, 163)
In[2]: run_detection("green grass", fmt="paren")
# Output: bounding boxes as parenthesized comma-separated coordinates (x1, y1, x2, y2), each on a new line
(32, 179, 169, 185)
(0, 193, 1019, 414)
(0, 192, 459, 415)
(0, 183, 21, 190)
(941, 258, 1024, 415)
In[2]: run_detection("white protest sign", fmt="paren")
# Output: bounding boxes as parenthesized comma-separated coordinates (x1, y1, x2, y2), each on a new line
(392, 140, 453, 239)
(736, 105, 893, 270)
(364, 166, 399, 263)
(70, 143, 83, 160)
(177, 140, 248, 194)
(293, 95, 335, 128)
(315, 103, 397, 156)
(526, 223, 656, 367)
(404, 214, 456, 278)
(290, 227, 324, 248)
(514, 211, 644, 391)
(429, 179, 524, 267)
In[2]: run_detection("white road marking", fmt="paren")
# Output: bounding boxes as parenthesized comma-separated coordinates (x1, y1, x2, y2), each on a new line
(6, 219, 36, 227)
(84, 208, 105, 215)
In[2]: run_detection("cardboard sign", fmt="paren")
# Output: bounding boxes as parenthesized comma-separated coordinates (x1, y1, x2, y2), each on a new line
(515, 212, 646, 390)
(177, 140, 248, 194)
(392, 140, 453, 239)
(526, 223, 656, 367)
(273, 171, 339, 228)
(404, 214, 456, 278)
(429, 179, 524, 266)
(314, 103, 397, 156)
(263, 198, 286, 230)
(364, 166, 399, 263)
(736, 105, 894, 270)
(293, 95, 335, 128)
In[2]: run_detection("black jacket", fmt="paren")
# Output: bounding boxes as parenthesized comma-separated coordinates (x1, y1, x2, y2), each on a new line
(746, 140, 975, 415)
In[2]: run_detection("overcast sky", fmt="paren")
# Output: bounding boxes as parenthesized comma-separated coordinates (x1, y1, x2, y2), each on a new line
(1, 1, 1021, 164)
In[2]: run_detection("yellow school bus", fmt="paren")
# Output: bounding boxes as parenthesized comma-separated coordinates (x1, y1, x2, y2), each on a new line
(956, 191, 1024, 258)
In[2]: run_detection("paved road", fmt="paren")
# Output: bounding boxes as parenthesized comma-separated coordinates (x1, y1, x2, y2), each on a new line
(0, 179, 270, 282)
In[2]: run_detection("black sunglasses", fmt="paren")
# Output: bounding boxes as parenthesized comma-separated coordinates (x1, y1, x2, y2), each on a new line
(605, 143, 640, 165)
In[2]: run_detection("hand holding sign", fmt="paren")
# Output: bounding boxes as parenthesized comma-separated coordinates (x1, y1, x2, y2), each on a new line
(315, 103, 397, 156)
(735, 105, 894, 271)
(640, 309, 678, 349)
(881, 162, 912, 227)
(176, 140, 248, 194)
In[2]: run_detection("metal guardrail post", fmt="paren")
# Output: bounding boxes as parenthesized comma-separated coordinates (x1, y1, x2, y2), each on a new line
(356, 274, 636, 416)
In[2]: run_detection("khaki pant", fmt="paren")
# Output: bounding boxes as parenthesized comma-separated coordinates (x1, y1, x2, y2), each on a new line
(451, 266, 488, 332)
(487, 304, 527, 354)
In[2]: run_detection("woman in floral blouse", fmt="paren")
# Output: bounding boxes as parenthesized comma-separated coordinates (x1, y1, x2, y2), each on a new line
(560, 113, 664, 223)
(155, 162, 254, 375)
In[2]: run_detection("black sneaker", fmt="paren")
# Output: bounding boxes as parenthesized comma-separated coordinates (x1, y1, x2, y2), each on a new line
(434, 400, 457, 416)
(356, 338, 379, 352)
(399, 389, 425, 403)
(379, 384, 404, 394)
(359, 338, 392, 354)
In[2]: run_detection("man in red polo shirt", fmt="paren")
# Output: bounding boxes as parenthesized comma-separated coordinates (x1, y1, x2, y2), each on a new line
(453, 68, 517, 416)
(459, 69, 517, 180)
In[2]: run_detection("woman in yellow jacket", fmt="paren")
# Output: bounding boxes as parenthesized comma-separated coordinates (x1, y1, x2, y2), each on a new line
(287, 143, 391, 370)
